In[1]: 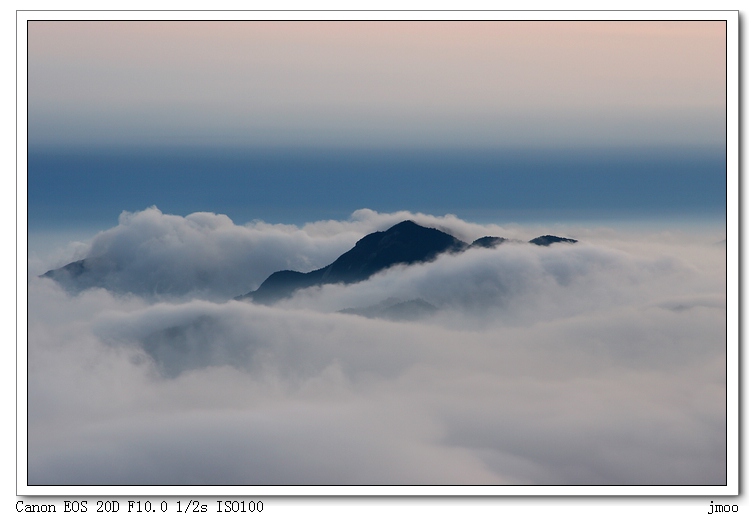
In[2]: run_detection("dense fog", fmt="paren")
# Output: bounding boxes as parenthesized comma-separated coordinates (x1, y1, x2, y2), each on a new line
(27, 208, 726, 485)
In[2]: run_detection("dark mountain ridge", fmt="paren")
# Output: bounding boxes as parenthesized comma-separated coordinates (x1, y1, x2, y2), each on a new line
(239, 220, 578, 304)
(239, 220, 468, 304)
(40, 255, 112, 292)
(528, 235, 578, 246)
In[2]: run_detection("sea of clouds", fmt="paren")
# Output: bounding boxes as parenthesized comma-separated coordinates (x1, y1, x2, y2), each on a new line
(26, 207, 727, 485)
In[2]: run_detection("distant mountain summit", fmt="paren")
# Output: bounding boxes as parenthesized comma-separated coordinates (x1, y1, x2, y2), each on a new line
(471, 236, 508, 248)
(528, 235, 579, 246)
(239, 220, 467, 304)
(239, 220, 579, 304)
(40, 256, 110, 292)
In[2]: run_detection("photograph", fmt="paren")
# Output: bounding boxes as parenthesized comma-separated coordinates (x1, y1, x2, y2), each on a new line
(23, 13, 733, 494)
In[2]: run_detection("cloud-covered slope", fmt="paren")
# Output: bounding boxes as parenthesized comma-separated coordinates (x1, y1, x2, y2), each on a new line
(38, 207, 363, 300)
(39, 209, 577, 303)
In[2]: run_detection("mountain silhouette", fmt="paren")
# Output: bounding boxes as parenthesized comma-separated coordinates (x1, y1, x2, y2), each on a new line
(528, 235, 578, 246)
(40, 255, 111, 292)
(239, 220, 467, 304)
(240, 221, 579, 304)
(471, 236, 508, 248)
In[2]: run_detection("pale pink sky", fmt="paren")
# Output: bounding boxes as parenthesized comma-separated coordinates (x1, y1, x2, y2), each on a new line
(27, 21, 726, 147)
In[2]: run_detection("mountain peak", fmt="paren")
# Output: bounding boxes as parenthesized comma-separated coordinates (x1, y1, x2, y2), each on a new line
(387, 220, 421, 230)
(242, 221, 467, 304)
(529, 235, 578, 246)
(239, 223, 579, 304)
(471, 236, 508, 249)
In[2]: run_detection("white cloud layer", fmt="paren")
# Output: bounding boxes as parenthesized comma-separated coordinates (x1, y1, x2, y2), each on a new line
(34, 206, 527, 300)
(27, 209, 726, 486)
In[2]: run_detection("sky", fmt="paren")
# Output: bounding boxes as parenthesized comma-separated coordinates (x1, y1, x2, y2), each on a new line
(26, 20, 727, 236)
(27, 20, 725, 149)
(22, 17, 732, 494)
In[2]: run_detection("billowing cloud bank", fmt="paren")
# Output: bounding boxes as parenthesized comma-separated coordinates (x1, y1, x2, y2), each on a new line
(33, 206, 522, 299)
(27, 208, 726, 485)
